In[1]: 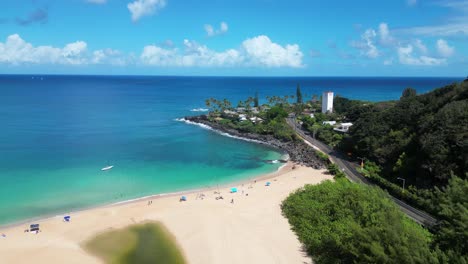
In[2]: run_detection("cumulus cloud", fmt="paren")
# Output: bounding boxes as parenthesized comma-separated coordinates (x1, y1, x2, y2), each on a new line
(141, 35, 303, 68)
(241, 35, 303, 67)
(0, 34, 302, 69)
(204, 22, 229, 37)
(141, 40, 242, 67)
(128, 0, 166, 22)
(0, 34, 127, 66)
(0, 34, 84, 65)
(398, 45, 445, 66)
(436, 39, 455, 57)
(92, 49, 128, 65)
(16, 8, 48, 26)
(86, 0, 107, 4)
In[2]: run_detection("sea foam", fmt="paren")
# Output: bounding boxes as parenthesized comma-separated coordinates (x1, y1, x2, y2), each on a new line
(190, 108, 209, 112)
(175, 118, 264, 144)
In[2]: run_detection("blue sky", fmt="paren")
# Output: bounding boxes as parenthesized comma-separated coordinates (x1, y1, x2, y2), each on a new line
(0, 0, 467, 76)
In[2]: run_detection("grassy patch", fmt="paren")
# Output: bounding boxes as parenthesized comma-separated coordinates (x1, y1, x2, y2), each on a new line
(84, 222, 186, 264)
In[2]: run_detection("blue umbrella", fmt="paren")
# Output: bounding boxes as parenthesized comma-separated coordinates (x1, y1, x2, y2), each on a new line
(266, 182, 271, 186)
(231, 187, 238, 193)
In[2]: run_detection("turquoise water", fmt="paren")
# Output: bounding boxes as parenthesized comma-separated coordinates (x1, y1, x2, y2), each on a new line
(0, 75, 461, 225)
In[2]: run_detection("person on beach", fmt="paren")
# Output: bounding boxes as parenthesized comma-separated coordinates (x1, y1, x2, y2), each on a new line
(231, 198, 234, 204)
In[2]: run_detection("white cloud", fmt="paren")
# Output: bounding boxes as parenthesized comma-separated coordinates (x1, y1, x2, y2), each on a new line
(396, 1, 468, 36)
(141, 40, 242, 67)
(0, 34, 303, 69)
(413, 39, 428, 54)
(398, 23, 468, 36)
(92, 49, 127, 65)
(220, 22, 228, 33)
(351, 29, 379, 58)
(436, 39, 455, 57)
(0, 34, 86, 65)
(0, 34, 127, 66)
(141, 35, 303, 68)
(204, 22, 229, 37)
(398, 45, 445, 66)
(378, 23, 395, 46)
(383, 58, 393, 65)
(62, 41, 88, 65)
(128, 0, 166, 22)
(86, 0, 107, 4)
(241, 35, 303, 67)
(204, 25, 214, 37)
(141, 45, 179, 66)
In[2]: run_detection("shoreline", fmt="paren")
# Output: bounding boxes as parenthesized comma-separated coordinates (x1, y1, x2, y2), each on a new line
(182, 115, 325, 169)
(0, 162, 290, 230)
(0, 162, 331, 264)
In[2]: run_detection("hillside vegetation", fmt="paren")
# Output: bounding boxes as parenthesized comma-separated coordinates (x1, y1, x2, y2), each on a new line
(345, 81, 467, 187)
(282, 179, 439, 264)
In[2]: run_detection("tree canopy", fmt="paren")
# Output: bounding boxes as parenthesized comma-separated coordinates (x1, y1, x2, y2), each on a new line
(282, 179, 438, 264)
(348, 81, 468, 187)
(296, 83, 303, 104)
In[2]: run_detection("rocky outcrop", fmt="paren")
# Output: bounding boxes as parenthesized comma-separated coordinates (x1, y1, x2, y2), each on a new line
(184, 115, 325, 169)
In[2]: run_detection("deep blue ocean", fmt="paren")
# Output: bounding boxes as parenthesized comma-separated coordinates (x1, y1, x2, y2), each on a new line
(0, 75, 462, 225)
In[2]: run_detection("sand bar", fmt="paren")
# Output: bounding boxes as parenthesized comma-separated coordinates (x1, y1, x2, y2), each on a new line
(0, 163, 332, 264)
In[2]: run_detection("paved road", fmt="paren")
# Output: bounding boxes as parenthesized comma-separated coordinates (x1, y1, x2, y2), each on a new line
(286, 118, 438, 227)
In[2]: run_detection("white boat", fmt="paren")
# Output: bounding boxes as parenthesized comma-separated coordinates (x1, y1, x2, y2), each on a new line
(101, 165, 114, 171)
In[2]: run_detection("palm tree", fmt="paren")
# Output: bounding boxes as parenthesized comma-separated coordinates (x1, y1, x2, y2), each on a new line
(311, 123, 321, 139)
(223, 98, 232, 111)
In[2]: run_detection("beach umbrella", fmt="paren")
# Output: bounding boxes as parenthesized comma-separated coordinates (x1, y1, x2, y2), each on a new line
(230, 187, 238, 193)
(180, 196, 187, 201)
(266, 182, 271, 186)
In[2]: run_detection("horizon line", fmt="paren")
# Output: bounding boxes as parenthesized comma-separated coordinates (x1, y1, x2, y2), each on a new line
(0, 73, 465, 79)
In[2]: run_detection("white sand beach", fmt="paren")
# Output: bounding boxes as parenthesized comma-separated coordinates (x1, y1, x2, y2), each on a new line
(0, 163, 332, 264)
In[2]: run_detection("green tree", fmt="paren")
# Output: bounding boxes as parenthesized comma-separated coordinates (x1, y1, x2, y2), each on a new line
(265, 105, 288, 121)
(296, 83, 303, 104)
(254, 91, 259, 107)
(205, 98, 212, 108)
(282, 179, 438, 264)
(401, 87, 417, 99)
(433, 176, 468, 258)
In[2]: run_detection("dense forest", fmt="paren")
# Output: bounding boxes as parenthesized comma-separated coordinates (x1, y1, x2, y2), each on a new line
(341, 81, 467, 188)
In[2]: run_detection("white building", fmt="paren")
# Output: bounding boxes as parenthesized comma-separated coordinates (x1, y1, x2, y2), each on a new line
(250, 117, 263, 123)
(239, 114, 247, 121)
(323, 121, 336, 126)
(322, 91, 334, 113)
(333, 122, 353, 133)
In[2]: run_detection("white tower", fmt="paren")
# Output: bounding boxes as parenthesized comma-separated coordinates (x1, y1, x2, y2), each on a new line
(322, 91, 334, 113)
